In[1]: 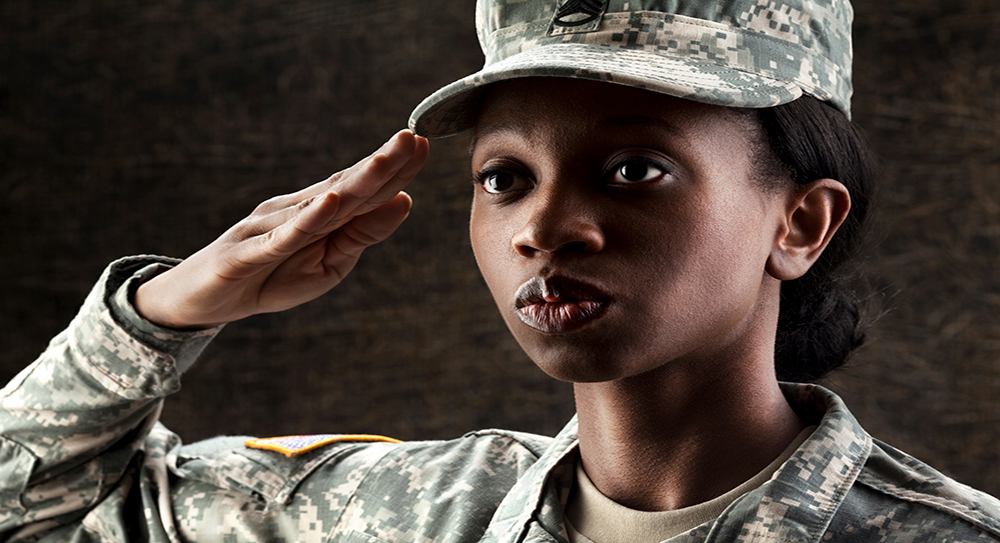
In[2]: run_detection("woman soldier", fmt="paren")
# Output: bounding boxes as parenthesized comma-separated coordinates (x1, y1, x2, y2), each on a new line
(2, 0, 999, 541)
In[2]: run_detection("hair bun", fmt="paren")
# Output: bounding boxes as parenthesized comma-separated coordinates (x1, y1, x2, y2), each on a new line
(775, 280, 866, 382)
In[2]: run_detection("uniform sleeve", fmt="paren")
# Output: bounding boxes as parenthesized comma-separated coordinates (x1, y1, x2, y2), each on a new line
(0, 256, 223, 539)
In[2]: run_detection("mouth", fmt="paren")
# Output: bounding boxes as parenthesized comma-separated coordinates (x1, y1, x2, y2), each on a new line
(514, 276, 610, 334)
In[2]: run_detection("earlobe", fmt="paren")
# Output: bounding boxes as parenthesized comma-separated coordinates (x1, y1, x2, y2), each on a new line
(766, 179, 851, 281)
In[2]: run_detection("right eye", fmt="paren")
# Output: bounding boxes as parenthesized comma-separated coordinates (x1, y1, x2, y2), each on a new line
(476, 170, 530, 194)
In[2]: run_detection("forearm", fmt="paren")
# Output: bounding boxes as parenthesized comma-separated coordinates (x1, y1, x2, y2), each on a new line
(0, 256, 222, 531)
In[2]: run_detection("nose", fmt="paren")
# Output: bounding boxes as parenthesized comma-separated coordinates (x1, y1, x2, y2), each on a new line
(511, 184, 605, 257)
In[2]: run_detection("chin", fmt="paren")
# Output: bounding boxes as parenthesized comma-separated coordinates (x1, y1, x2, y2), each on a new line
(521, 342, 648, 384)
(504, 313, 661, 383)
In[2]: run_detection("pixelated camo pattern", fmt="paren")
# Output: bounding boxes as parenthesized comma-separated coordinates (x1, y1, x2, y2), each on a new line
(2, 257, 1000, 542)
(409, 0, 853, 137)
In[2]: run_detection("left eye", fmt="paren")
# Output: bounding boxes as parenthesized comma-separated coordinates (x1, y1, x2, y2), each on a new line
(611, 159, 670, 184)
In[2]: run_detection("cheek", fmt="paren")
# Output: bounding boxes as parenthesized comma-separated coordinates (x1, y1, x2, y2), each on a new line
(705, 223, 779, 328)
(469, 200, 513, 301)
(635, 196, 774, 311)
(469, 199, 493, 271)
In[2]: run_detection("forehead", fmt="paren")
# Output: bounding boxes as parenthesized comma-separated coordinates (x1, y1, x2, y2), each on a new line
(472, 78, 757, 152)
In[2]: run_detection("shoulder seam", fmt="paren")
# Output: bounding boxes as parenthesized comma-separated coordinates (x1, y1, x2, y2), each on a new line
(462, 429, 550, 459)
(856, 471, 1000, 538)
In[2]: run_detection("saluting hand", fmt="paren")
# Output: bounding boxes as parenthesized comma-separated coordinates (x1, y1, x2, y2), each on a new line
(135, 130, 429, 329)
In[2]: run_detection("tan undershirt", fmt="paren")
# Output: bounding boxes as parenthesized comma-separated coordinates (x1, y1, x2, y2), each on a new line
(565, 425, 816, 543)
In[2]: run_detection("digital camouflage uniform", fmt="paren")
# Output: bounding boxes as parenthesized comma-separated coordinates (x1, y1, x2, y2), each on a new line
(3, 257, 1000, 542)
(4, 0, 998, 540)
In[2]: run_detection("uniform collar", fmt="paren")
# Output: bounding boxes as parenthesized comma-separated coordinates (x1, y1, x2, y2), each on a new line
(480, 384, 872, 543)
(480, 414, 580, 543)
(700, 383, 873, 543)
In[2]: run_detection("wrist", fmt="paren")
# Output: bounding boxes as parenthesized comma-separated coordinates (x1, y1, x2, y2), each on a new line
(133, 271, 214, 331)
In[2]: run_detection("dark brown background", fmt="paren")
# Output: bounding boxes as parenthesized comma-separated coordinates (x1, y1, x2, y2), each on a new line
(2, 1, 998, 496)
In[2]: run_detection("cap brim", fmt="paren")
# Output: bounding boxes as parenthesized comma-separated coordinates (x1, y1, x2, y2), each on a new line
(409, 43, 803, 138)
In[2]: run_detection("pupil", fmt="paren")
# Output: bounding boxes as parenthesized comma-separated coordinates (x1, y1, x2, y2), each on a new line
(621, 163, 647, 182)
(488, 174, 512, 192)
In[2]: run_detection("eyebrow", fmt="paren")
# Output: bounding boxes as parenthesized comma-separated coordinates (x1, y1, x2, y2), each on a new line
(469, 121, 519, 156)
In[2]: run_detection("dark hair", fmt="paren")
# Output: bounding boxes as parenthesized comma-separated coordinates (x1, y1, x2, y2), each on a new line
(756, 96, 878, 382)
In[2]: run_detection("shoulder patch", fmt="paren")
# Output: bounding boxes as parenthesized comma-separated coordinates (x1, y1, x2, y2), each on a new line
(245, 434, 401, 457)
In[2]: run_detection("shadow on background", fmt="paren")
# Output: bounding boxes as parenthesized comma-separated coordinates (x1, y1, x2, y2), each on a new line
(1, 0, 998, 495)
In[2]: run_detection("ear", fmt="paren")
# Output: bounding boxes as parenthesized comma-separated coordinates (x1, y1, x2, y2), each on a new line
(766, 179, 851, 281)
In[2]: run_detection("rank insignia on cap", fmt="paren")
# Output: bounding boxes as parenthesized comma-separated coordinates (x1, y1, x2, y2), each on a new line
(245, 434, 402, 457)
(549, 0, 608, 35)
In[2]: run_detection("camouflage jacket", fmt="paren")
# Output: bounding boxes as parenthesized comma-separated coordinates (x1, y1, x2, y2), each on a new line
(3, 256, 1000, 542)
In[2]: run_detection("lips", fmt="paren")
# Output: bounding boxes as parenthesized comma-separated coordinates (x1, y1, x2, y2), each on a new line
(514, 276, 610, 334)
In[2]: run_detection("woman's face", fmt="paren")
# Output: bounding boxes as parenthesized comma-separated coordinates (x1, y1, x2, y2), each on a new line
(469, 78, 795, 383)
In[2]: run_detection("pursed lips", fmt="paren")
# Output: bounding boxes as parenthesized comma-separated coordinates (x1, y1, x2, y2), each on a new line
(513, 276, 610, 334)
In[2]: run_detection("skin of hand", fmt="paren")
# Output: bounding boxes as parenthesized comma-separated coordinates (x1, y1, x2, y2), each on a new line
(134, 129, 430, 329)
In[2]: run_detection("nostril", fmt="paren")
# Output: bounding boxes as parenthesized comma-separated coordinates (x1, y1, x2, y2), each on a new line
(514, 244, 538, 257)
(560, 240, 591, 253)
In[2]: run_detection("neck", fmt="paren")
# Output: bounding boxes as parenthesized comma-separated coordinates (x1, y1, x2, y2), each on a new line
(572, 302, 804, 511)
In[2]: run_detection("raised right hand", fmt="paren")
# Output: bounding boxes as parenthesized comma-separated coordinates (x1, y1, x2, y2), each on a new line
(134, 130, 429, 329)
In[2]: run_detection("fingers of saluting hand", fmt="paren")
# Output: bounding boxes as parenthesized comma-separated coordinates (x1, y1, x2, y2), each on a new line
(223, 130, 428, 268)
(331, 130, 428, 220)
(326, 191, 413, 263)
(258, 192, 414, 304)
(250, 130, 428, 232)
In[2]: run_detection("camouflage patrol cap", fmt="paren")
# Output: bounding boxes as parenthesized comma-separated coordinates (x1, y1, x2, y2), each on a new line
(408, 0, 854, 137)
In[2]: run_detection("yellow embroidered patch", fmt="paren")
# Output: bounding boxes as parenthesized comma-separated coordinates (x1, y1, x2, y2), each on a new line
(244, 434, 401, 457)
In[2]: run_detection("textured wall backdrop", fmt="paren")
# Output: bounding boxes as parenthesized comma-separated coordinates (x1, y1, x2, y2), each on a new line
(1, 1, 998, 496)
